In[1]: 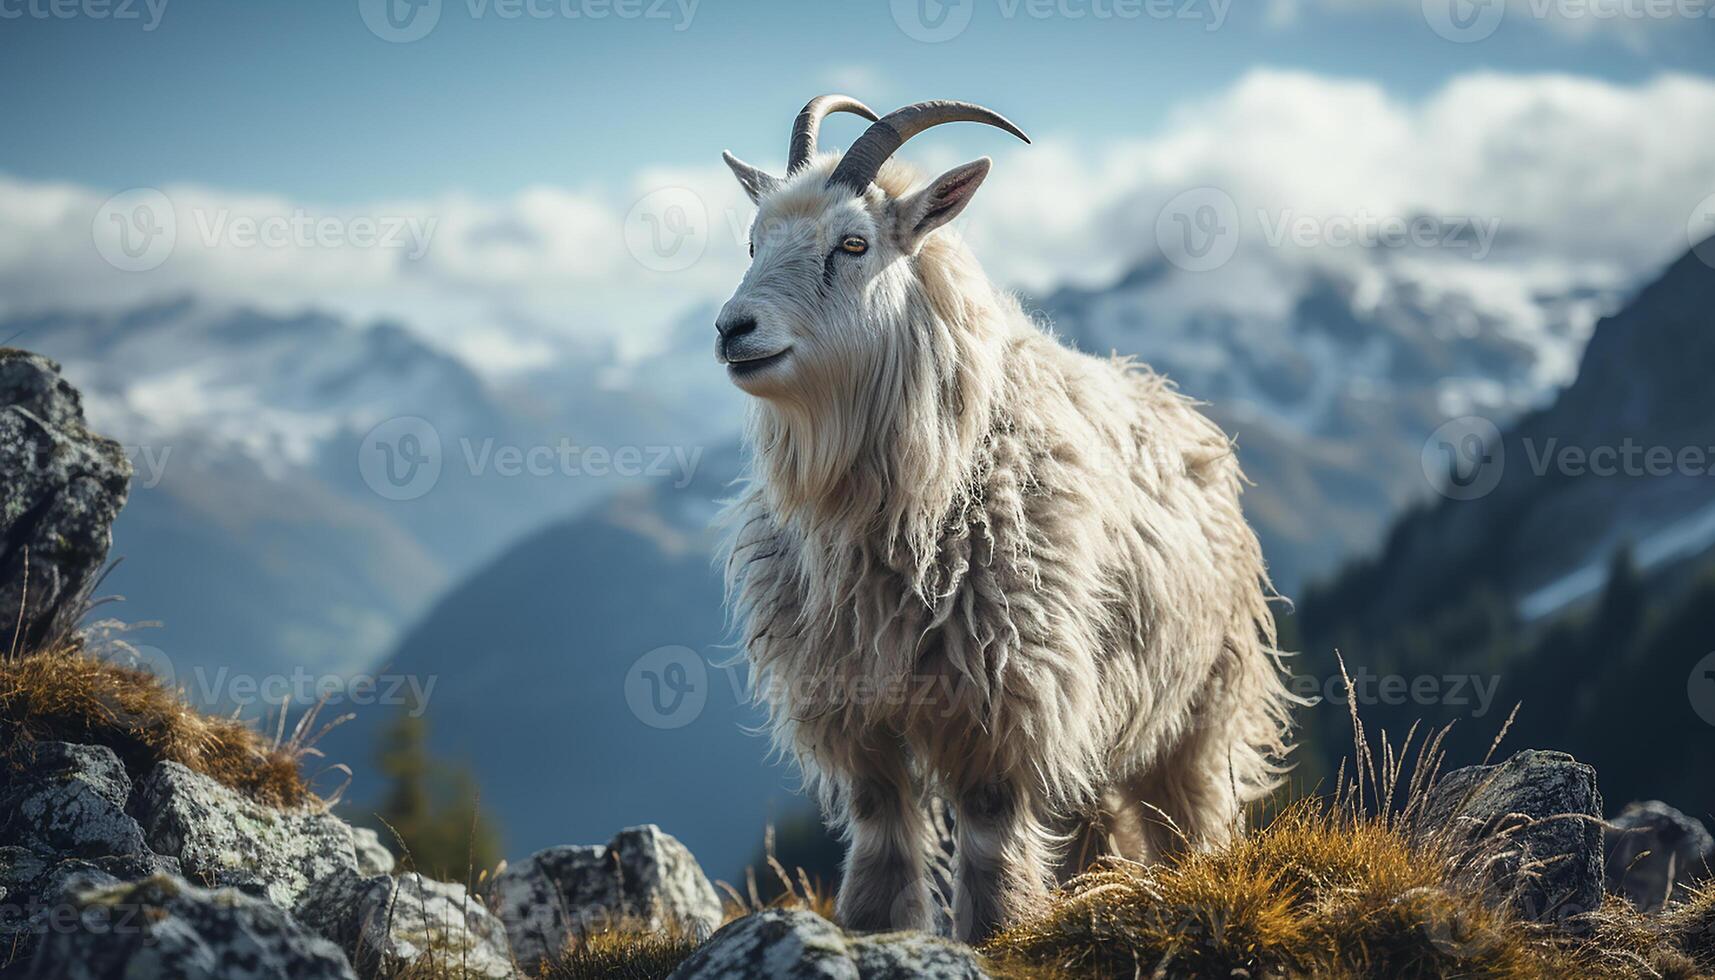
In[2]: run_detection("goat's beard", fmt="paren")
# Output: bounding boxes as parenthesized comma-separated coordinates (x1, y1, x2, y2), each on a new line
(746, 337, 904, 529)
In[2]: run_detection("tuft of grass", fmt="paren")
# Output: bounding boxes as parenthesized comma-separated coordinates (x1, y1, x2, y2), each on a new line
(980, 670, 1712, 980)
(537, 924, 703, 980)
(0, 642, 313, 808)
(980, 802, 1566, 980)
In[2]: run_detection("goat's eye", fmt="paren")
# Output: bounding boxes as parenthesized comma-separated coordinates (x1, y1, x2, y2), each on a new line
(839, 236, 868, 256)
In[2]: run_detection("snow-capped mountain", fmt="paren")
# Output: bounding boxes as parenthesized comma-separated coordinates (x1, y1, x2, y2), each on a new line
(1034, 249, 1625, 591)
(3, 298, 742, 684)
(1, 238, 1635, 692)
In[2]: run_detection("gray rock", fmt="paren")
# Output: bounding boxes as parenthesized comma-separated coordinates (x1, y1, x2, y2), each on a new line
(0, 742, 147, 857)
(28, 874, 356, 980)
(1605, 800, 1714, 911)
(0, 349, 131, 652)
(33, 853, 185, 904)
(491, 824, 721, 972)
(132, 761, 358, 907)
(1, 847, 53, 898)
(1, 846, 53, 941)
(666, 909, 989, 980)
(0, 848, 180, 958)
(295, 869, 516, 978)
(1418, 749, 1604, 928)
(351, 825, 396, 877)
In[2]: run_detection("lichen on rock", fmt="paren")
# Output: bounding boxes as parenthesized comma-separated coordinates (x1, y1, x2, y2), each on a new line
(132, 761, 359, 907)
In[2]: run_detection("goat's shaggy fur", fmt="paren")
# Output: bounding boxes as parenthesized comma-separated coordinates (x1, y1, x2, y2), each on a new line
(718, 151, 1297, 942)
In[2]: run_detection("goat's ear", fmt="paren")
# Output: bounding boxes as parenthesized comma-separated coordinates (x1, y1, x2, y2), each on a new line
(892, 157, 990, 251)
(723, 151, 779, 204)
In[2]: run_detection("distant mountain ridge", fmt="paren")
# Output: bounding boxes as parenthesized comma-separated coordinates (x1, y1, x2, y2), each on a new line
(1034, 251, 1621, 591)
(1289, 236, 1715, 816)
(2, 298, 736, 682)
(1301, 238, 1715, 636)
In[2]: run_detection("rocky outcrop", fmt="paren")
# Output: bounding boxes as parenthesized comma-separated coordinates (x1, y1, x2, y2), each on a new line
(1605, 800, 1713, 911)
(491, 824, 722, 971)
(666, 908, 990, 980)
(132, 761, 360, 907)
(1419, 749, 1605, 928)
(28, 874, 358, 980)
(0, 742, 147, 858)
(351, 826, 396, 877)
(294, 869, 516, 978)
(0, 349, 131, 652)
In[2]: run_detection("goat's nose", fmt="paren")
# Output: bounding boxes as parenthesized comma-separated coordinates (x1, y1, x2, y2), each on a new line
(716, 316, 757, 340)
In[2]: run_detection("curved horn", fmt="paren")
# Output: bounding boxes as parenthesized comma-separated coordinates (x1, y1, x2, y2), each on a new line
(788, 95, 880, 173)
(826, 100, 1029, 194)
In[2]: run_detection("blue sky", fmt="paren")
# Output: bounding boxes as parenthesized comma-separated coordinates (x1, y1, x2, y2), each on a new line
(3, 0, 1711, 203)
(3, 0, 1713, 373)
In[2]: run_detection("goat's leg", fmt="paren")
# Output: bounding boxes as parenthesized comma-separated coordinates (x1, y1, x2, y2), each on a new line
(1054, 786, 1149, 879)
(1123, 722, 1243, 861)
(833, 750, 933, 933)
(952, 779, 1053, 943)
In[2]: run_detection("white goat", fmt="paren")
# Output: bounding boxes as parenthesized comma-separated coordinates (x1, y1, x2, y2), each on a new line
(716, 96, 1296, 943)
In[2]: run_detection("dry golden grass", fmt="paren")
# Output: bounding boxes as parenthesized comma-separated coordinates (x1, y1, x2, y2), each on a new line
(536, 924, 703, 980)
(981, 803, 1570, 980)
(1668, 887, 1715, 967)
(7, 638, 1709, 980)
(0, 642, 312, 807)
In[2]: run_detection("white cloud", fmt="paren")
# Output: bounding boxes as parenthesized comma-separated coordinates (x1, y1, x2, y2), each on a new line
(2, 69, 1712, 378)
(958, 69, 1715, 296)
(0, 166, 759, 375)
